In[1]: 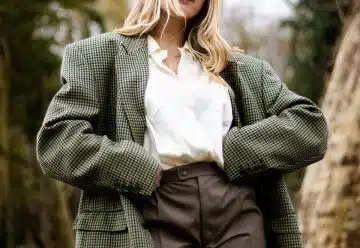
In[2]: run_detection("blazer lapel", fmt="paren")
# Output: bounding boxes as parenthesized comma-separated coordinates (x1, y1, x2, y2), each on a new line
(116, 35, 149, 146)
(221, 61, 243, 128)
(227, 86, 242, 128)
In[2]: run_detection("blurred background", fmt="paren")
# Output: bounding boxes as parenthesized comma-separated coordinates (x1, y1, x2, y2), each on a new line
(0, 0, 360, 247)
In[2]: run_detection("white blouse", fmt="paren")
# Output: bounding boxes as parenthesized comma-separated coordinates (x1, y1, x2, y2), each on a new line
(143, 35, 233, 169)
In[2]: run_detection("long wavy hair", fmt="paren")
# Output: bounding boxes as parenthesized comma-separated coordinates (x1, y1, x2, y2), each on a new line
(114, 0, 232, 84)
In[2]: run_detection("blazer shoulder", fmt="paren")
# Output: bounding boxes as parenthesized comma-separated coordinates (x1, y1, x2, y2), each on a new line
(229, 52, 264, 72)
(64, 32, 125, 61)
(226, 52, 267, 86)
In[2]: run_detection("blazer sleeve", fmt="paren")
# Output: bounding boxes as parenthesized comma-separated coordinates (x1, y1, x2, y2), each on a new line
(223, 60, 328, 181)
(36, 43, 160, 196)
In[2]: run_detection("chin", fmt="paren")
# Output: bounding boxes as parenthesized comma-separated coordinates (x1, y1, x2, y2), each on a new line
(182, 13, 196, 19)
(181, 8, 200, 19)
(179, 0, 205, 19)
(161, 0, 205, 20)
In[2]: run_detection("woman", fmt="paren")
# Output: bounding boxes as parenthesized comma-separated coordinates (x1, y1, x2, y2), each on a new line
(36, 0, 328, 248)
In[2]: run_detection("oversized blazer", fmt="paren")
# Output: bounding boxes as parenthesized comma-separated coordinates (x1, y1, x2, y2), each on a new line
(36, 32, 328, 248)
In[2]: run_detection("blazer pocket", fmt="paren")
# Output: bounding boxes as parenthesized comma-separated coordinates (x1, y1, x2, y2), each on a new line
(73, 211, 127, 232)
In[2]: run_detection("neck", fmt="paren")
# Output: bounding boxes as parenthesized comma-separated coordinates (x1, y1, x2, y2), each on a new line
(150, 12, 187, 50)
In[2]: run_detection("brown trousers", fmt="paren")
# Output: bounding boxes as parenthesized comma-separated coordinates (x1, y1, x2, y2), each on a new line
(139, 162, 266, 248)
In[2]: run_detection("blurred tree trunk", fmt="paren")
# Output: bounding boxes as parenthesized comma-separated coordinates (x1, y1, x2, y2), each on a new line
(0, 32, 12, 247)
(299, 11, 360, 248)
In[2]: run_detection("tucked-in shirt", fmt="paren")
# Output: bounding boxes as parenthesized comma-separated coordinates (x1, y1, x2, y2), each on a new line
(143, 35, 233, 169)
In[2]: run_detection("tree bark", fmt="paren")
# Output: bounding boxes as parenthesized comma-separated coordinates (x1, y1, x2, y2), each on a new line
(299, 11, 360, 248)
(0, 32, 12, 248)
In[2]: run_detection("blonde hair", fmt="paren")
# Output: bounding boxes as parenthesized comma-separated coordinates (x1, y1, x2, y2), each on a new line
(114, 0, 232, 85)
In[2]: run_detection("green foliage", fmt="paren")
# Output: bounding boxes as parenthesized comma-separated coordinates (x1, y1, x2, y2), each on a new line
(2, 1, 59, 141)
(281, 0, 349, 103)
(1, 0, 101, 141)
(1, 1, 103, 247)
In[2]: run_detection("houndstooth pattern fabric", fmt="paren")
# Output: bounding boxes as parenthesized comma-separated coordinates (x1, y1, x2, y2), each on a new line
(36, 32, 328, 248)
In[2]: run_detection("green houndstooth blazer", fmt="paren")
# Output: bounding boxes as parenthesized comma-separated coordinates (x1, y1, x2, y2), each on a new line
(36, 32, 328, 248)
